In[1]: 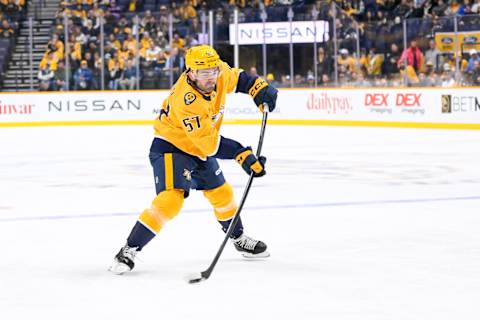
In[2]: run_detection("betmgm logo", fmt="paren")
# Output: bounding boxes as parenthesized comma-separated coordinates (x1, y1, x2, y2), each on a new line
(441, 95, 452, 113)
(441, 94, 480, 113)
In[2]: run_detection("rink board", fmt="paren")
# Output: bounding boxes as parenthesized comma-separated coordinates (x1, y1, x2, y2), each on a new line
(0, 88, 479, 129)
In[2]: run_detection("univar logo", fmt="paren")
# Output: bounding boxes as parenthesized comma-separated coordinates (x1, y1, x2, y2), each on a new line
(0, 102, 34, 115)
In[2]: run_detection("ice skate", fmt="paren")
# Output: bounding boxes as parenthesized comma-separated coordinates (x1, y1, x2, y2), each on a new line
(109, 245, 139, 274)
(232, 233, 270, 258)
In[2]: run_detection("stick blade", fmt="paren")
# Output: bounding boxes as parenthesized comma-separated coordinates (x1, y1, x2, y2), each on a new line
(184, 272, 206, 284)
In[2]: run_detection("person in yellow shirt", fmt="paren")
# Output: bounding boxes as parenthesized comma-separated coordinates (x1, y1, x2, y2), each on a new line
(110, 45, 278, 274)
(338, 48, 357, 73)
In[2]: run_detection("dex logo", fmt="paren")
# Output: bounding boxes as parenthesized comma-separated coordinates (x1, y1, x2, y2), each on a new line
(396, 93, 421, 107)
(365, 93, 421, 107)
(365, 93, 388, 106)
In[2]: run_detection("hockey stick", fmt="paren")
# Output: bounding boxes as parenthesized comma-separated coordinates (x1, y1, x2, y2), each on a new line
(186, 105, 269, 284)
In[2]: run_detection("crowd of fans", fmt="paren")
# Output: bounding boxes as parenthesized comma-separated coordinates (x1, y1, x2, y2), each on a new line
(32, 0, 480, 90)
(0, 0, 27, 38)
(312, 0, 480, 87)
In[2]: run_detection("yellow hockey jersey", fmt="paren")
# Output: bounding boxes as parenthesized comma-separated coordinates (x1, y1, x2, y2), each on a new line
(154, 61, 241, 159)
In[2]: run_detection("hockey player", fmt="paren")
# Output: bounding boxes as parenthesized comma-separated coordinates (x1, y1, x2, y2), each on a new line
(110, 45, 278, 274)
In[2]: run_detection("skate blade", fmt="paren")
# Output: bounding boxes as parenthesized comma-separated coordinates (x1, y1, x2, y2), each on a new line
(241, 251, 270, 259)
(108, 262, 132, 275)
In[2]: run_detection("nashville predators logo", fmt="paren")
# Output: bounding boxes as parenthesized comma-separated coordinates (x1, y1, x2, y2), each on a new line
(184, 92, 196, 105)
(183, 169, 192, 181)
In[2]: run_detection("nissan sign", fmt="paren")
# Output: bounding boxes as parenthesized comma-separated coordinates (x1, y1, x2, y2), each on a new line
(229, 21, 330, 45)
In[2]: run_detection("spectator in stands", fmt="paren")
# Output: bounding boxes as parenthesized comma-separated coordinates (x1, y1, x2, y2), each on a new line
(82, 18, 99, 43)
(74, 60, 94, 90)
(46, 34, 64, 61)
(305, 72, 315, 88)
(418, 72, 431, 87)
(171, 33, 186, 50)
(316, 47, 333, 80)
(425, 59, 441, 85)
(188, 17, 200, 36)
(0, 19, 14, 37)
(466, 49, 480, 73)
(39, 50, 59, 74)
(127, 0, 143, 12)
(165, 47, 185, 80)
(109, 0, 122, 19)
(108, 52, 123, 90)
(185, 34, 199, 48)
(446, 0, 462, 15)
(424, 39, 443, 72)
(142, 38, 159, 65)
(393, 0, 412, 18)
(92, 55, 104, 90)
(54, 60, 67, 91)
(432, 0, 448, 16)
(103, 41, 117, 62)
(444, 52, 468, 72)
(357, 48, 369, 75)
(280, 74, 291, 87)
(249, 67, 258, 77)
(120, 59, 141, 90)
(321, 73, 331, 87)
(171, 2, 183, 24)
(338, 48, 356, 73)
(441, 63, 456, 87)
(124, 32, 138, 56)
(84, 51, 95, 69)
(440, 63, 455, 87)
(103, 10, 117, 34)
(153, 48, 167, 78)
(294, 74, 306, 87)
(399, 61, 419, 86)
(472, 0, 480, 13)
(140, 10, 154, 32)
(4, 0, 21, 19)
(38, 66, 55, 91)
(85, 41, 98, 59)
(398, 39, 424, 73)
(68, 34, 82, 69)
(373, 76, 389, 87)
(366, 47, 384, 77)
(470, 60, 480, 84)
(266, 73, 280, 88)
(181, 0, 197, 20)
(354, 72, 371, 87)
(158, 5, 169, 30)
(107, 34, 121, 51)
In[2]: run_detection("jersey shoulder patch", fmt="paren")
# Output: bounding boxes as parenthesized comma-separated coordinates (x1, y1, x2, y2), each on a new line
(184, 92, 197, 105)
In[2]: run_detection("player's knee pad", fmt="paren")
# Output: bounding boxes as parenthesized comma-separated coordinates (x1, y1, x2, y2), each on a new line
(139, 189, 184, 233)
(203, 183, 237, 221)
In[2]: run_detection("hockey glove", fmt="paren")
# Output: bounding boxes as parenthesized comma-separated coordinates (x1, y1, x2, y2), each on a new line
(249, 78, 278, 112)
(235, 147, 266, 177)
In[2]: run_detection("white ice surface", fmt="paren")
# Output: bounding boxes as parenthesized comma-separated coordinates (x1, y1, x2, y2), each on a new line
(1, 124, 480, 320)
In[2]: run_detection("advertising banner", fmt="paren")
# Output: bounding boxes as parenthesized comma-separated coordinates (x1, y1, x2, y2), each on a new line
(1, 88, 480, 128)
(434, 31, 480, 53)
(0, 91, 168, 124)
(228, 20, 329, 45)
